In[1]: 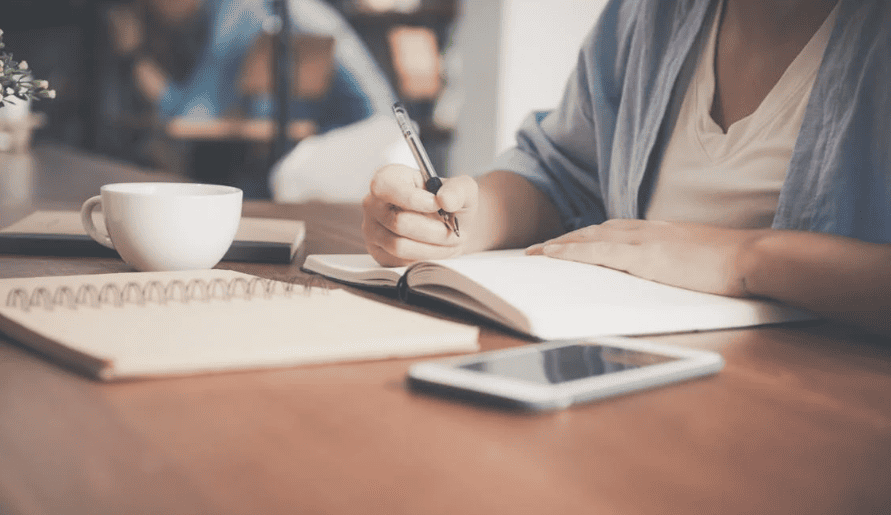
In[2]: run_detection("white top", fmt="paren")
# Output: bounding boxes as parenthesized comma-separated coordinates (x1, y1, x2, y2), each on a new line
(645, 3, 838, 228)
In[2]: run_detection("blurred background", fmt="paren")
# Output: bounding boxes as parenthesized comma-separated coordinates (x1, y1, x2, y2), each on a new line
(1, 0, 605, 201)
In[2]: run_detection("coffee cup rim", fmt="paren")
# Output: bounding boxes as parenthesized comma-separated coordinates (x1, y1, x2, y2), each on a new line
(99, 182, 243, 197)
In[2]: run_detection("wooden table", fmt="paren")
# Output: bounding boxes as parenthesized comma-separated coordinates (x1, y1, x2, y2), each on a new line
(1, 145, 890, 515)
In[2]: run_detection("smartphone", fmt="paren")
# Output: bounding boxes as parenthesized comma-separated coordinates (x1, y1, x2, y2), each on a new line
(407, 336, 724, 411)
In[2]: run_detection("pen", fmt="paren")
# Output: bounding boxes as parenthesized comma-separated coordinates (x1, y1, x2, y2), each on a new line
(392, 102, 460, 237)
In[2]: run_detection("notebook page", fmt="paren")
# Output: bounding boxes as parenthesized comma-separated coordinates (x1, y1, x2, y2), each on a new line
(0, 270, 478, 379)
(414, 253, 815, 339)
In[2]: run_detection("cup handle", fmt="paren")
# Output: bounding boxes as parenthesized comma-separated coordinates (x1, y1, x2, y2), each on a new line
(80, 195, 115, 249)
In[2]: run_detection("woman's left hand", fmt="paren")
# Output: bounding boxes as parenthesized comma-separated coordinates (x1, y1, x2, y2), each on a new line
(526, 219, 768, 297)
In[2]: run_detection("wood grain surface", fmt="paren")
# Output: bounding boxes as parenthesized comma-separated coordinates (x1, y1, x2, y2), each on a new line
(0, 146, 889, 515)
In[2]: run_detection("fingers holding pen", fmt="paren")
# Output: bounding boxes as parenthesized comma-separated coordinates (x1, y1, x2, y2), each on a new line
(362, 164, 479, 265)
(363, 192, 457, 244)
(369, 164, 438, 212)
(365, 165, 475, 240)
(368, 165, 477, 216)
(362, 164, 461, 263)
(362, 211, 461, 266)
(434, 175, 479, 215)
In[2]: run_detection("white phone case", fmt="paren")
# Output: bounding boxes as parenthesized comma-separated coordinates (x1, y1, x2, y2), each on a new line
(407, 336, 725, 410)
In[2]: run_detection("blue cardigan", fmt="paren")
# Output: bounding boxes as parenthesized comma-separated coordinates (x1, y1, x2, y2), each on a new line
(492, 0, 891, 243)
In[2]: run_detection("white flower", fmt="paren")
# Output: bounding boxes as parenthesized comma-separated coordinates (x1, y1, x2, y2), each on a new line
(18, 60, 27, 70)
(39, 89, 56, 99)
(5, 87, 11, 95)
(33, 80, 49, 89)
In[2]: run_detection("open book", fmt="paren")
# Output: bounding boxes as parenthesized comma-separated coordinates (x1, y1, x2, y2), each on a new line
(0, 269, 478, 380)
(0, 210, 306, 263)
(303, 250, 816, 340)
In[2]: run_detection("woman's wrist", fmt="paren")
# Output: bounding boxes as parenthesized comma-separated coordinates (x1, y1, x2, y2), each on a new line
(731, 228, 774, 298)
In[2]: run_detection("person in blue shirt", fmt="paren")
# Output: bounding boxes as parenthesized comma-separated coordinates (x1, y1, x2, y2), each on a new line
(100, 0, 395, 168)
(361, 0, 891, 337)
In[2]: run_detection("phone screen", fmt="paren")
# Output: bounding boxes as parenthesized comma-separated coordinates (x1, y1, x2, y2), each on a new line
(459, 344, 680, 385)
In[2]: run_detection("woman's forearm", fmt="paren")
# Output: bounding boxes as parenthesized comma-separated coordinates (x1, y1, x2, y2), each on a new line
(471, 171, 564, 253)
(741, 230, 891, 336)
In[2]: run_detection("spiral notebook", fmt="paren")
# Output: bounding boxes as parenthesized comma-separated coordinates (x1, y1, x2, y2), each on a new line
(0, 270, 479, 380)
(303, 250, 816, 340)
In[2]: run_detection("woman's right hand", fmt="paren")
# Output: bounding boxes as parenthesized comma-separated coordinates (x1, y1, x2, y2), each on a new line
(362, 164, 480, 266)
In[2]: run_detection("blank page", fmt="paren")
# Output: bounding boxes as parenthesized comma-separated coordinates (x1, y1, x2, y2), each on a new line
(413, 251, 815, 339)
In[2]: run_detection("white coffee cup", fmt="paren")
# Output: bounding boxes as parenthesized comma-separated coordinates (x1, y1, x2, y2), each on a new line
(80, 182, 243, 272)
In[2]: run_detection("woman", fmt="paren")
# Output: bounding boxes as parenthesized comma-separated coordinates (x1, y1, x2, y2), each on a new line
(107, 0, 394, 129)
(99, 0, 395, 172)
(361, 0, 891, 336)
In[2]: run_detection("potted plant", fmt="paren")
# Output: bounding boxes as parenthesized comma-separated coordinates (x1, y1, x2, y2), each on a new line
(0, 28, 55, 152)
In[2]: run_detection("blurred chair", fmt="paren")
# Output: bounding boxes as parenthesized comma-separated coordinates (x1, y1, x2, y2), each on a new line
(165, 33, 337, 144)
(240, 32, 335, 102)
(96, 0, 397, 199)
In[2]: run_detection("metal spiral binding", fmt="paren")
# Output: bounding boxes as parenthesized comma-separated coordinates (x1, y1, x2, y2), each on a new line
(5, 274, 329, 313)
